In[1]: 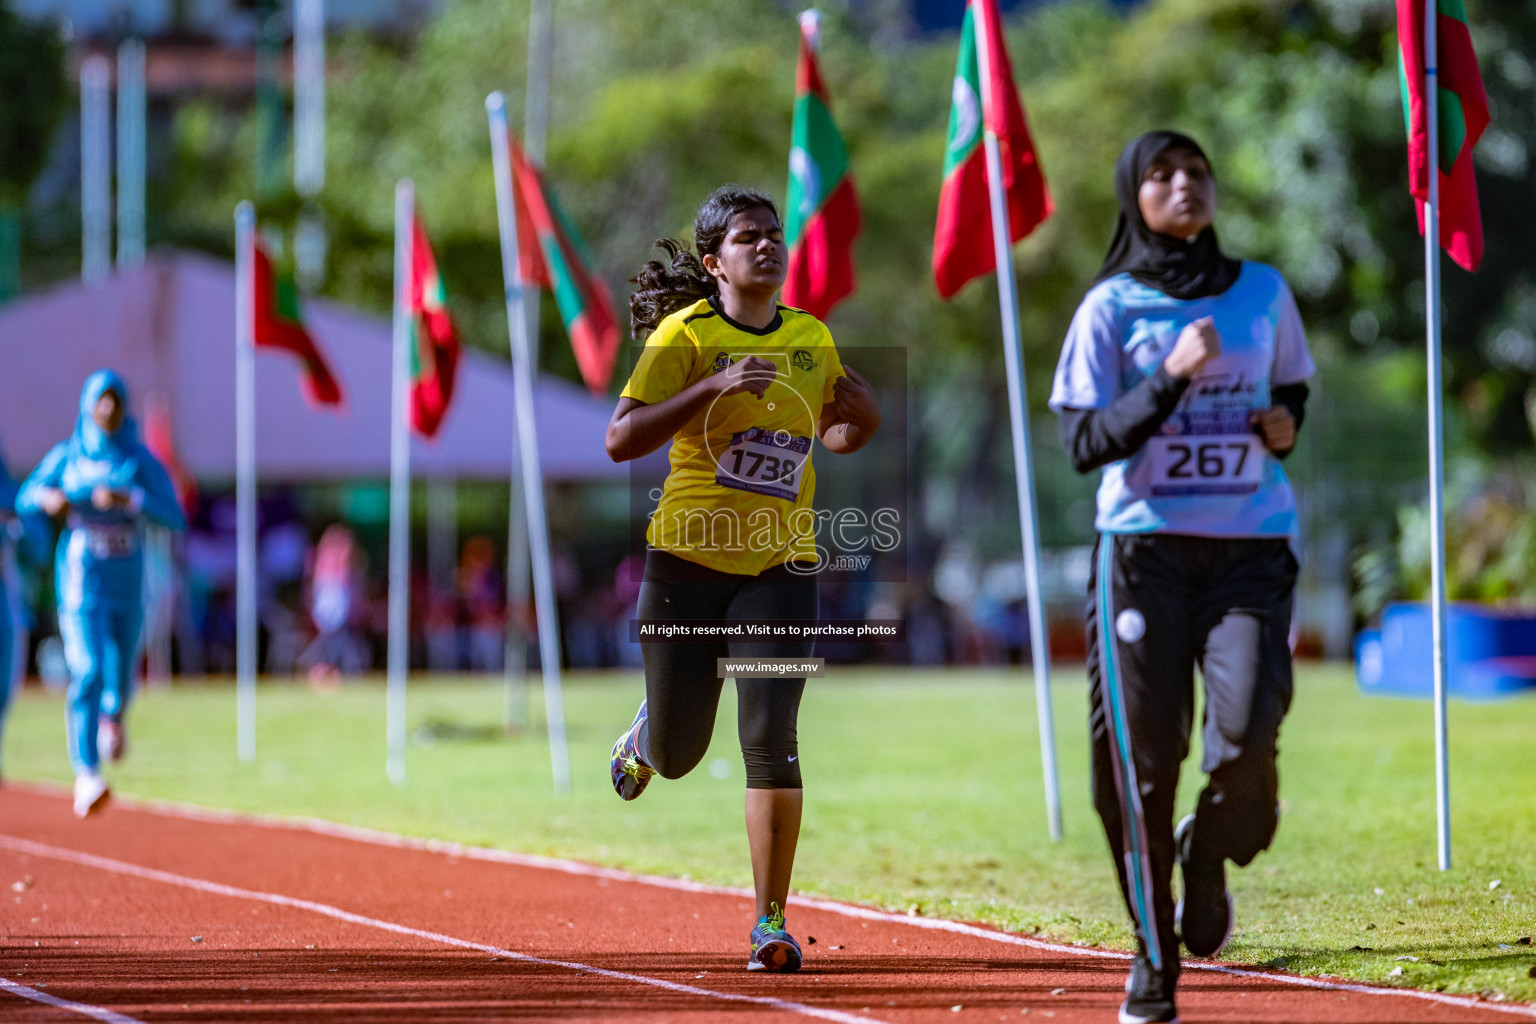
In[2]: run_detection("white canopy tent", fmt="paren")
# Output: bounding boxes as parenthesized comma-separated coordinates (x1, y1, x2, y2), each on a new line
(0, 250, 621, 481)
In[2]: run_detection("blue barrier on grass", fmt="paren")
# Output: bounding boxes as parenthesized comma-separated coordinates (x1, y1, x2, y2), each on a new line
(1355, 602, 1536, 701)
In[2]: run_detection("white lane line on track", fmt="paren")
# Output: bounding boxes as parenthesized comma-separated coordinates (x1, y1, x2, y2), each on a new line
(0, 977, 146, 1024)
(12, 784, 1536, 1021)
(0, 835, 889, 1024)
(70, 786, 1536, 1021)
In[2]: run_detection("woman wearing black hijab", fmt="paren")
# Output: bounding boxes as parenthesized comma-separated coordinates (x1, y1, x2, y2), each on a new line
(1048, 131, 1315, 1024)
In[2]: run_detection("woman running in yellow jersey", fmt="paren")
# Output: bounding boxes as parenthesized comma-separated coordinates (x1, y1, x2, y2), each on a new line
(605, 185, 880, 973)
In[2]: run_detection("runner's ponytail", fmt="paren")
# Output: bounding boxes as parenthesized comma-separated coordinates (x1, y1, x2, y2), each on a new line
(628, 184, 781, 340)
(629, 239, 715, 339)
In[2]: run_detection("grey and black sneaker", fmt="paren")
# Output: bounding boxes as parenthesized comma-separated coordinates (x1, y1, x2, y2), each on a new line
(1119, 952, 1180, 1024)
(1175, 813, 1234, 958)
(747, 902, 803, 973)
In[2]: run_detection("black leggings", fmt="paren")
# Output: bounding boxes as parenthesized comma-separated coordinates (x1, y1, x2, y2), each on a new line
(636, 550, 818, 789)
(1087, 533, 1297, 970)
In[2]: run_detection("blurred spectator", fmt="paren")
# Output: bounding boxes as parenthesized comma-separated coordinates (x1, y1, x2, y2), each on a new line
(423, 583, 460, 671)
(459, 534, 505, 671)
(260, 512, 313, 675)
(183, 495, 239, 675)
(613, 552, 645, 668)
(298, 524, 371, 686)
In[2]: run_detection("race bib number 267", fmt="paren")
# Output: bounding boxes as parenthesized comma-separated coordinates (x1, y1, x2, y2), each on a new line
(1148, 434, 1264, 497)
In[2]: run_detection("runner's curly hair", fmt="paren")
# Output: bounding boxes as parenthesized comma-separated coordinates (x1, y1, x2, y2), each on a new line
(629, 185, 781, 339)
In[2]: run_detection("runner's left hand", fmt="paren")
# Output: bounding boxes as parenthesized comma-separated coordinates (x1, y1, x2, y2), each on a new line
(1251, 405, 1296, 454)
(92, 486, 131, 511)
(832, 365, 881, 434)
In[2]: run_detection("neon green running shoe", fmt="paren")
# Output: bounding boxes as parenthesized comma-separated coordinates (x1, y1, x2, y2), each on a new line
(747, 902, 802, 972)
(609, 701, 655, 801)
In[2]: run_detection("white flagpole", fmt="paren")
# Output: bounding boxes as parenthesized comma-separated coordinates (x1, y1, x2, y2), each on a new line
(973, 0, 1062, 842)
(505, 0, 553, 732)
(486, 92, 571, 795)
(387, 179, 415, 785)
(235, 201, 258, 763)
(81, 55, 112, 283)
(116, 38, 146, 269)
(294, 0, 327, 290)
(294, 0, 326, 199)
(504, 457, 531, 730)
(1421, 0, 1451, 872)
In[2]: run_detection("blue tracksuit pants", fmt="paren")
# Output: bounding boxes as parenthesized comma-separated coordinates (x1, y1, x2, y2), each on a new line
(59, 602, 143, 775)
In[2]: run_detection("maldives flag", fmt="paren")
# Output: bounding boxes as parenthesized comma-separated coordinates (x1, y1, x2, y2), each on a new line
(407, 213, 460, 438)
(783, 13, 860, 319)
(509, 142, 621, 395)
(1398, 0, 1489, 272)
(252, 237, 344, 406)
(932, 0, 1052, 300)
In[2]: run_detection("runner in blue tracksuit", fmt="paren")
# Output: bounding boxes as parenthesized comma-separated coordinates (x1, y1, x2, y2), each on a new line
(18, 370, 185, 816)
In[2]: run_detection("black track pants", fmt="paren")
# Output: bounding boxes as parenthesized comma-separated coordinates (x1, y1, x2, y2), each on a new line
(636, 550, 818, 789)
(1086, 533, 1298, 972)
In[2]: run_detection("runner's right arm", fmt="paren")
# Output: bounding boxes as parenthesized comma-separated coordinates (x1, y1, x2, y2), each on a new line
(606, 356, 775, 462)
(16, 444, 71, 517)
(1057, 318, 1219, 474)
(1059, 368, 1191, 474)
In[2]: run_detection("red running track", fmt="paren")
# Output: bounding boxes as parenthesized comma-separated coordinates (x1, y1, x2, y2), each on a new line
(0, 785, 1531, 1023)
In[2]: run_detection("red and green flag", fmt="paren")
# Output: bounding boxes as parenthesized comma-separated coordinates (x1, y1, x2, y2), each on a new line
(509, 142, 620, 395)
(1398, 0, 1489, 272)
(406, 213, 461, 438)
(932, 0, 1052, 300)
(252, 236, 343, 407)
(782, 14, 860, 319)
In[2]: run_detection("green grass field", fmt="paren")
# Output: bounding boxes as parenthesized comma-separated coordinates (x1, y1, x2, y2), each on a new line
(4, 664, 1533, 1002)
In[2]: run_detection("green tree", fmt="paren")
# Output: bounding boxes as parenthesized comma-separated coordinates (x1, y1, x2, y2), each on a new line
(0, 2, 68, 299)
(118, 0, 1536, 561)
(0, 3, 68, 207)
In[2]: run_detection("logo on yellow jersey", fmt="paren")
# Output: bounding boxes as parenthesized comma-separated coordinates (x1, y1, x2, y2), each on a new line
(791, 349, 816, 372)
(712, 353, 733, 374)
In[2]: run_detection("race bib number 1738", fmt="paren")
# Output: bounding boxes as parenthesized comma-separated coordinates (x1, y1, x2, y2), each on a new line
(715, 427, 812, 502)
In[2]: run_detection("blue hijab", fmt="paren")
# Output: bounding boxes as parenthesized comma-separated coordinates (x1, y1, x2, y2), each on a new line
(71, 370, 138, 457)
(69, 371, 143, 487)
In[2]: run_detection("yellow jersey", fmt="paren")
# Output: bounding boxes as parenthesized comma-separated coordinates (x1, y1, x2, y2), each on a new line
(621, 297, 845, 575)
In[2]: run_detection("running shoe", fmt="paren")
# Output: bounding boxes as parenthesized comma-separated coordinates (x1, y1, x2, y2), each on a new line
(1175, 813, 1234, 958)
(1119, 951, 1179, 1024)
(73, 772, 110, 819)
(609, 701, 655, 801)
(98, 717, 126, 763)
(747, 902, 802, 973)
